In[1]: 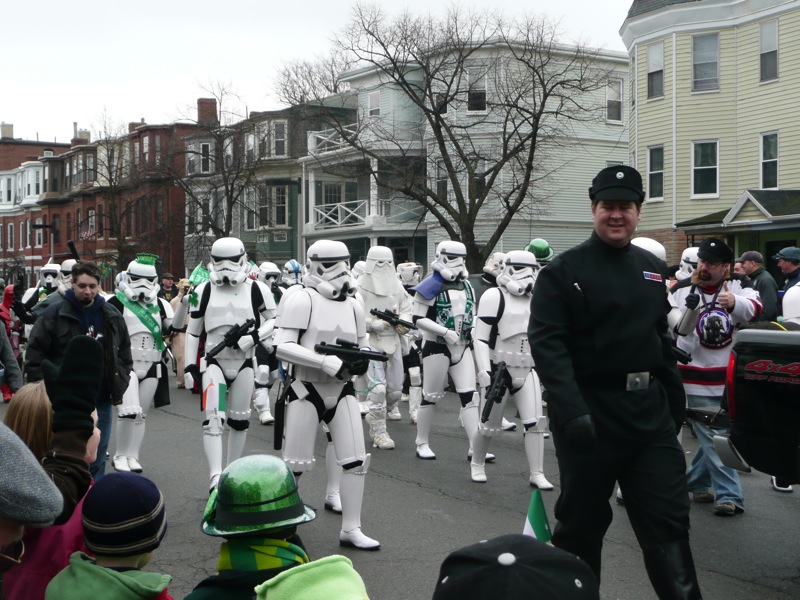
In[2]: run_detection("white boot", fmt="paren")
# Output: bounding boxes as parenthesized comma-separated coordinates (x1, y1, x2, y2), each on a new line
(525, 428, 553, 490)
(366, 410, 395, 450)
(470, 462, 487, 483)
(113, 418, 135, 472)
(203, 431, 223, 487)
(227, 429, 248, 466)
(470, 429, 492, 482)
(324, 440, 342, 514)
(414, 404, 436, 459)
(339, 468, 380, 550)
(386, 404, 402, 421)
(460, 402, 481, 459)
(253, 388, 275, 425)
(408, 386, 422, 424)
(502, 417, 517, 431)
(127, 418, 146, 473)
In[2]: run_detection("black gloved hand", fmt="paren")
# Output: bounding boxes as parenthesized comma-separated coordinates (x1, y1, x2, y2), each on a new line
(42, 336, 104, 434)
(11, 300, 34, 324)
(185, 364, 202, 389)
(562, 414, 597, 452)
(337, 358, 369, 380)
(684, 293, 701, 311)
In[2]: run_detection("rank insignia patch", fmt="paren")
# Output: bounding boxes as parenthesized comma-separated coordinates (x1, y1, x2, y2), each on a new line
(643, 271, 663, 282)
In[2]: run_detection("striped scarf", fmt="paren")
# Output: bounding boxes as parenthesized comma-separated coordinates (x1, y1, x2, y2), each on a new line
(217, 537, 309, 573)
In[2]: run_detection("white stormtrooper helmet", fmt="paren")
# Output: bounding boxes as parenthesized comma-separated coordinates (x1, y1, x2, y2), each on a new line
(351, 260, 366, 279)
(121, 254, 160, 303)
(61, 258, 77, 286)
(783, 285, 800, 323)
(361, 246, 402, 296)
(432, 240, 468, 282)
(677, 247, 699, 281)
(304, 240, 356, 300)
(364, 246, 394, 274)
(282, 259, 302, 286)
(396, 262, 423, 287)
(115, 271, 126, 291)
(497, 250, 539, 296)
(208, 237, 249, 286)
(39, 261, 61, 294)
(631, 237, 667, 262)
(482, 252, 506, 279)
(258, 261, 281, 285)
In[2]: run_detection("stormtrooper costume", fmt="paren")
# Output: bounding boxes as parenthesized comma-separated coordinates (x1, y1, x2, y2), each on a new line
(632, 237, 683, 333)
(396, 262, 424, 423)
(16, 260, 63, 327)
(358, 246, 413, 450)
(274, 240, 380, 551)
(184, 238, 277, 490)
(109, 254, 184, 473)
(471, 251, 553, 488)
(281, 259, 303, 288)
(251, 261, 283, 425)
(410, 241, 478, 460)
(674, 247, 699, 283)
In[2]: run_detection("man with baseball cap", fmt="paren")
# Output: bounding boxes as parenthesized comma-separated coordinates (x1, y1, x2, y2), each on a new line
(672, 238, 761, 517)
(529, 165, 702, 598)
(737, 251, 778, 321)
(773, 247, 800, 298)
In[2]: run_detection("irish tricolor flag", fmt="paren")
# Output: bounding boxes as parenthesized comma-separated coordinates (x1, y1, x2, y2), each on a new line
(523, 489, 552, 542)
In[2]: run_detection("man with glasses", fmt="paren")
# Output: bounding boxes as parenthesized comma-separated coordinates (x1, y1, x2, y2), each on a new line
(25, 261, 132, 481)
(672, 238, 761, 517)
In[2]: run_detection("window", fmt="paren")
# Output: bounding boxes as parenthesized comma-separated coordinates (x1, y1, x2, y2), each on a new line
(52, 215, 60, 244)
(693, 34, 719, 91)
(467, 68, 487, 112)
(436, 160, 448, 199)
(87, 154, 95, 182)
(19, 222, 24, 250)
(7, 223, 12, 250)
(274, 122, 286, 157)
(66, 213, 72, 241)
(469, 156, 486, 199)
(201, 143, 211, 173)
(154, 136, 161, 165)
(368, 91, 381, 117)
(648, 146, 664, 199)
(34, 218, 43, 247)
(692, 141, 718, 196)
(761, 20, 778, 81)
(87, 208, 96, 237)
(607, 79, 622, 122)
(323, 183, 342, 204)
(761, 132, 778, 189)
(5, 178, 11, 202)
(133, 140, 140, 166)
(186, 144, 196, 174)
(35, 171, 40, 195)
(274, 186, 287, 226)
(246, 133, 255, 163)
(647, 42, 664, 98)
(143, 136, 150, 163)
(434, 91, 448, 115)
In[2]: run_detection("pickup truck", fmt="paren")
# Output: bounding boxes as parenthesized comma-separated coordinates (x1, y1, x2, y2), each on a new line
(713, 325, 800, 483)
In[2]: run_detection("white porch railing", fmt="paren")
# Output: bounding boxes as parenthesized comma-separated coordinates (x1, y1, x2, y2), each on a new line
(308, 124, 359, 154)
(311, 197, 425, 230)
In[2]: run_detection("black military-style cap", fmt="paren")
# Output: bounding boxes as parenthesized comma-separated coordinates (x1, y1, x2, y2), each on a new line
(588, 165, 645, 204)
(697, 237, 733, 263)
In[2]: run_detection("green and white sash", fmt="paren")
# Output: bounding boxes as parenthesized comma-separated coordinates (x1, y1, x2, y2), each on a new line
(115, 292, 165, 351)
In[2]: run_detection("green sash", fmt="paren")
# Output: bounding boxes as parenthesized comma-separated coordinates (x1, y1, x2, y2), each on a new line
(435, 281, 475, 342)
(115, 292, 165, 351)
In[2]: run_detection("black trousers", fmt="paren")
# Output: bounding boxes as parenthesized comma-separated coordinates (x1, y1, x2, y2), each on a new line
(552, 430, 690, 579)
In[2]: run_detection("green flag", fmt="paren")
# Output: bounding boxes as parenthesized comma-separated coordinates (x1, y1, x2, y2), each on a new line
(523, 488, 552, 542)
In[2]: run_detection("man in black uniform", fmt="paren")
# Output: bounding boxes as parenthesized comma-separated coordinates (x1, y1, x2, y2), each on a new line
(528, 165, 701, 599)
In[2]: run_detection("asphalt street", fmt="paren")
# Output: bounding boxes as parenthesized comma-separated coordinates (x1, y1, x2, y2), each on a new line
(4, 375, 800, 599)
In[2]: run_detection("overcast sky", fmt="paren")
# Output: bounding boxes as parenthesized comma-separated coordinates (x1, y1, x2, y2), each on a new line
(4, 0, 632, 144)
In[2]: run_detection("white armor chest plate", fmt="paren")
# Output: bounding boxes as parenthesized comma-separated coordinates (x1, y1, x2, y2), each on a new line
(297, 292, 359, 382)
(123, 303, 164, 365)
(491, 291, 534, 369)
(204, 285, 254, 340)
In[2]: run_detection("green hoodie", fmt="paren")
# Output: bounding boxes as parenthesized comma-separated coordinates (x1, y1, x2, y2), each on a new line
(45, 552, 172, 600)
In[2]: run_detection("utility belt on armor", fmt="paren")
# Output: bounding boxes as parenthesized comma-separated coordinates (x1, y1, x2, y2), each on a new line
(578, 371, 654, 392)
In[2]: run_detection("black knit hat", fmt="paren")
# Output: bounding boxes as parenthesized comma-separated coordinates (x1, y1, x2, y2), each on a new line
(82, 472, 167, 557)
(433, 534, 599, 600)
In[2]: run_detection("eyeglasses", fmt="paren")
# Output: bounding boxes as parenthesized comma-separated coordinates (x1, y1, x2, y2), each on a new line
(0, 540, 25, 569)
(697, 258, 725, 268)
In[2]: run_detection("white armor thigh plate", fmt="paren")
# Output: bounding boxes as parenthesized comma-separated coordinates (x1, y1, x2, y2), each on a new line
(296, 293, 359, 383)
(204, 286, 254, 371)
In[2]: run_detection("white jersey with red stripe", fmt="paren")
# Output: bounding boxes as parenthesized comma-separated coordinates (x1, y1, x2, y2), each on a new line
(671, 278, 762, 396)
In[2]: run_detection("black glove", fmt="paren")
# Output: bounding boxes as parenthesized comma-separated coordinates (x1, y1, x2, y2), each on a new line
(336, 358, 369, 380)
(684, 293, 701, 311)
(11, 300, 34, 324)
(185, 364, 202, 389)
(42, 336, 104, 434)
(562, 414, 597, 452)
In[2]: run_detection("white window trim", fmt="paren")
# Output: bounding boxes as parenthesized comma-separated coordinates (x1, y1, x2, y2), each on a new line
(34, 217, 43, 248)
(368, 91, 381, 118)
(646, 145, 665, 202)
(692, 33, 719, 93)
(647, 41, 664, 100)
(760, 131, 779, 190)
(273, 185, 288, 227)
(690, 140, 720, 199)
(606, 78, 623, 124)
(7, 223, 13, 250)
(466, 67, 488, 114)
(760, 19, 779, 83)
(272, 121, 287, 158)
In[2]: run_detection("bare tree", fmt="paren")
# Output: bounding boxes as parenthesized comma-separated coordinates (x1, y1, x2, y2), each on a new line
(276, 4, 614, 271)
(274, 48, 356, 106)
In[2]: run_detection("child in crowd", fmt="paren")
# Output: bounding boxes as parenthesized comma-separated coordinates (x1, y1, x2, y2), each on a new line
(45, 472, 172, 600)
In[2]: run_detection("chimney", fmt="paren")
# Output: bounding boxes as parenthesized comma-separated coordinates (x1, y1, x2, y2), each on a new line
(197, 98, 218, 126)
(71, 122, 90, 146)
(0, 122, 12, 139)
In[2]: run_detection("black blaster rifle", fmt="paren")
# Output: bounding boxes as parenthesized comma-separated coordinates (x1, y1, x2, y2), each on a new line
(369, 308, 416, 331)
(481, 361, 509, 423)
(314, 338, 389, 377)
(273, 375, 293, 451)
(205, 318, 256, 360)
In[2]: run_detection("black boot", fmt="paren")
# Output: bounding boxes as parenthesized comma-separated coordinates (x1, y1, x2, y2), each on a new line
(643, 540, 702, 600)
